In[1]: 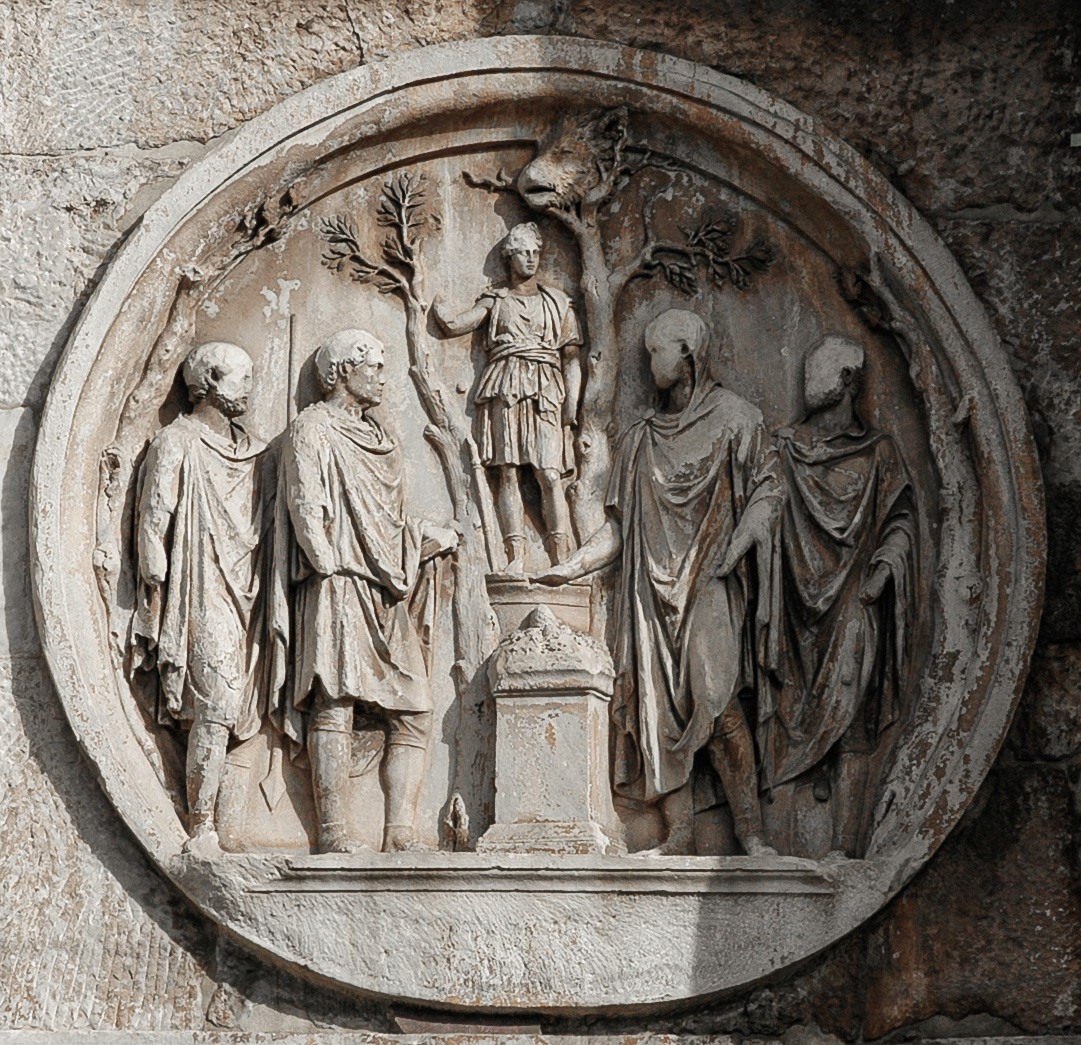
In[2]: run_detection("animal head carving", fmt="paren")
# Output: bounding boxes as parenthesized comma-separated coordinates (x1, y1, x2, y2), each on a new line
(517, 107, 629, 212)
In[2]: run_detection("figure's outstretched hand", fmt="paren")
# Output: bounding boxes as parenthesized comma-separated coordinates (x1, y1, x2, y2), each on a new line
(719, 503, 776, 578)
(532, 563, 579, 587)
(860, 562, 891, 605)
(420, 522, 460, 561)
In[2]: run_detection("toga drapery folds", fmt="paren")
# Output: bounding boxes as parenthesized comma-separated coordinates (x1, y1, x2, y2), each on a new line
(267, 401, 437, 748)
(758, 422, 917, 792)
(130, 415, 272, 741)
(606, 383, 785, 803)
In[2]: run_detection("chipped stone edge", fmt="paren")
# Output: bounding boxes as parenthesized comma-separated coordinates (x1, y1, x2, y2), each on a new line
(29, 35, 1045, 1010)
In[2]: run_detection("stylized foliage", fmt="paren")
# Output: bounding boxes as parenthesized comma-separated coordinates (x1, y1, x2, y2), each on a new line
(319, 172, 433, 301)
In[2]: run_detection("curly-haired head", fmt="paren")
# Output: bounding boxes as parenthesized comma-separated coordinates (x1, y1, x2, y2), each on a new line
(501, 221, 544, 258)
(314, 329, 385, 395)
(181, 341, 252, 404)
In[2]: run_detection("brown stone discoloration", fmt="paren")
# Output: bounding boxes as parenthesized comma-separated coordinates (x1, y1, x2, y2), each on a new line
(4, 1, 1079, 1037)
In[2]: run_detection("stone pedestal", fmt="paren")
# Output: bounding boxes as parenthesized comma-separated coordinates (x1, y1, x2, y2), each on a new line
(478, 605, 625, 855)
(486, 576, 592, 635)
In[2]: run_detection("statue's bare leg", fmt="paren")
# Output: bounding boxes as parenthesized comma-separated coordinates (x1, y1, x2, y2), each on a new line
(687, 577, 776, 857)
(634, 785, 695, 856)
(831, 750, 872, 857)
(707, 703, 777, 857)
(382, 712, 432, 852)
(184, 717, 228, 856)
(537, 466, 574, 564)
(493, 464, 527, 577)
(309, 690, 369, 854)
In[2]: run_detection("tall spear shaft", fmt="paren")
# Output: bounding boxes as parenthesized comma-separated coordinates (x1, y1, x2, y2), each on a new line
(260, 311, 299, 813)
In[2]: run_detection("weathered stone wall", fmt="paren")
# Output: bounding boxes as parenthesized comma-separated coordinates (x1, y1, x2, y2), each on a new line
(1, 1, 1078, 1038)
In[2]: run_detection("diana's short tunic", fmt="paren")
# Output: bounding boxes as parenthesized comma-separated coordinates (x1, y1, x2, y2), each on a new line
(474, 284, 580, 472)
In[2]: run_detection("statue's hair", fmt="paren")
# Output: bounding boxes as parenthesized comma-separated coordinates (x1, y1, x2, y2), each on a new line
(805, 334, 865, 395)
(181, 341, 251, 403)
(644, 309, 709, 362)
(501, 221, 544, 258)
(315, 329, 384, 394)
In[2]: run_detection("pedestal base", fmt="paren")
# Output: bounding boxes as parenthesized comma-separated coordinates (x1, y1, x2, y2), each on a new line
(478, 820, 626, 856)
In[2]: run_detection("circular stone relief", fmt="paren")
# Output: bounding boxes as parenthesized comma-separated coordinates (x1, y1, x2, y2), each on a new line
(32, 37, 1043, 1011)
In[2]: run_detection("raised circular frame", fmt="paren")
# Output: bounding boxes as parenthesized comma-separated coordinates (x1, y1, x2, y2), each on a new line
(31, 36, 1044, 1011)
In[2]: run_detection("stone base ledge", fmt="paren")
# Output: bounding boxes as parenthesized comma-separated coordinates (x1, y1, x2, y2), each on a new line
(0, 1033, 1078, 1044)
(477, 820, 626, 855)
(261, 850, 835, 895)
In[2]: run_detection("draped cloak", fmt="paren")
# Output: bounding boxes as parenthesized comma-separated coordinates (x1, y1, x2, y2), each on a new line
(758, 421, 916, 791)
(268, 401, 435, 748)
(606, 384, 784, 803)
(131, 414, 270, 741)
(474, 284, 580, 472)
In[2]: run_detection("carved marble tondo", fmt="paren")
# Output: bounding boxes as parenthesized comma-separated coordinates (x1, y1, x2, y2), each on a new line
(32, 37, 1043, 1012)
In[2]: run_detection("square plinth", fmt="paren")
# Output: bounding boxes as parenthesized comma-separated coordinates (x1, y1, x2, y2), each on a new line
(478, 688, 624, 855)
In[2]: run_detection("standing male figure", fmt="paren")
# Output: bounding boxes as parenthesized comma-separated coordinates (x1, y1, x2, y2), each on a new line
(535, 309, 782, 857)
(132, 341, 270, 858)
(433, 221, 582, 575)
(761, 335, 916, 856)
(274, 329, 457, 854)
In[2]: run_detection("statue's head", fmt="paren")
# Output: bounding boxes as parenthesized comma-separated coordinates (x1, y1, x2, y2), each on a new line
(315, 329, 386, 408)
(182, 341, 253, 419)
(501, 222, 543, 281)
(644, 308, 709, 392)
(804, 335, 865, 413)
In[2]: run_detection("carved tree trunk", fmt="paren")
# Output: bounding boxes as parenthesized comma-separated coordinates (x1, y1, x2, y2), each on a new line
(569, 224, 618, 540)
(401, 300, 499, 843)
(402, 302, 498, 677)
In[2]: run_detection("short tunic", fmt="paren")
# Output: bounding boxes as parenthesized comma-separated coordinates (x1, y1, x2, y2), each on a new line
(274, 401, 433, 737)
(474, 284, 580, 471)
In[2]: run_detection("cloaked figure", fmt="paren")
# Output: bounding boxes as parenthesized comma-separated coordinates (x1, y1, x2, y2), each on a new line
(536, 309, 783, 857)
(131, 341, 273, 858)
(760, 335, 917, 857)
(269, 329, 458, 854)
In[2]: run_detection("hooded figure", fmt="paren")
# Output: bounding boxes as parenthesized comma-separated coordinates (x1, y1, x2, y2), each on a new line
(760, 335, 917, 856)
(535, 309, 784, 856)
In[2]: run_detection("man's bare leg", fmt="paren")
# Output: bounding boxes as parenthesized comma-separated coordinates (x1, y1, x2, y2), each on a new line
(537, 466, 574, 565)
(707, 701, 777, 857)
(634, 784, 695, 856)
(494, 465, 527, 577)
(185, 717, 229, 856)
(382, 746, 426, 851)
(686, 578, 777, 857)
(831, 750, 872, 857)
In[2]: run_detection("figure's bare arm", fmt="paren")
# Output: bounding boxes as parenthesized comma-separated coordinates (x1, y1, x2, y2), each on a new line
(136, 439, 181, 586)
(432, 297, 492, 337)
(533, 517, 623, 585)
(562, 346, 582, 427)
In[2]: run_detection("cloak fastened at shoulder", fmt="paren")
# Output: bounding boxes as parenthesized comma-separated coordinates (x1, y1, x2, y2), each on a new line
(131, 414, 272, 742)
